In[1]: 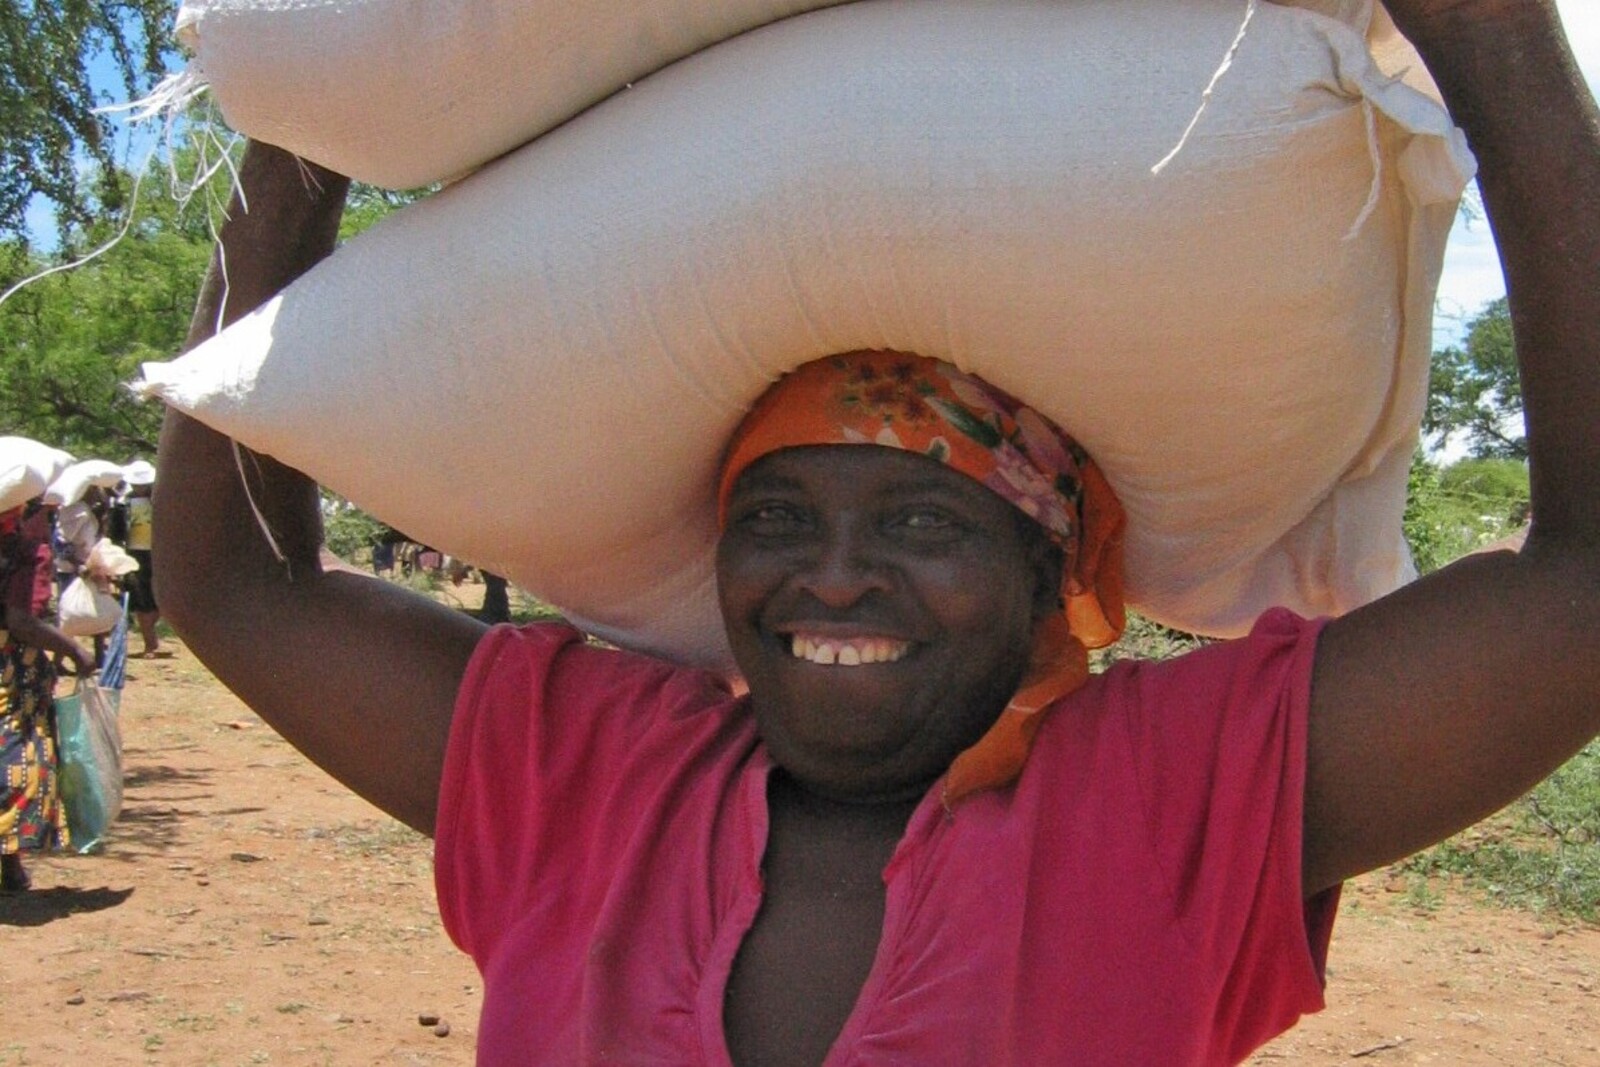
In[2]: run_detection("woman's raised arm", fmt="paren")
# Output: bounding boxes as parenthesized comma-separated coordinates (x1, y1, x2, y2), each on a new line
(156, 142, 486, 835)
(1304, 0, 1600, 893)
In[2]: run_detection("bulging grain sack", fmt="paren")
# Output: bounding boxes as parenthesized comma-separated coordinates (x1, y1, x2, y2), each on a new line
(143, 0, 1475, 670)
(170, 0, 1435, 189)
(44, 460, 125, 507)
(171, 0, 854, 188)
(1, 437, 76, 513)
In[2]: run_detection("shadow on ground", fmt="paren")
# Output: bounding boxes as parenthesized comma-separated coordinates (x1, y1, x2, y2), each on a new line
(0, 885, 136, 927)
(92, 760, 218, 860)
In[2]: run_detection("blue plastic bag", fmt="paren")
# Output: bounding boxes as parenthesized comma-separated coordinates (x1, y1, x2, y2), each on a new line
(54, 678, 124, 854)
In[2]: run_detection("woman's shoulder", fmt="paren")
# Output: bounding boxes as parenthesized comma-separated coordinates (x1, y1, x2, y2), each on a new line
(1096, 608, 1324, 690)
(461, 621, 742, 737)
(1035, 607, 1327, 763)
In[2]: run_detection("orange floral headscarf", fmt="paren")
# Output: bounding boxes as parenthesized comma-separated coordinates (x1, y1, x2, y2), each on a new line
(718, 351, 1126, 806)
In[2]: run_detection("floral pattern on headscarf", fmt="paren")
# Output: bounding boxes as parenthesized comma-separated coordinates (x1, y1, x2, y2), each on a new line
(718, 351, 1127, 806)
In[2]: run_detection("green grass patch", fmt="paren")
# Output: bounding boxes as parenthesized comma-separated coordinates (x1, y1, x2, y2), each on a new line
(1090, 612, 1208, 671)
(1401, 740, 1600, 921)
(508, 590, 566, 626)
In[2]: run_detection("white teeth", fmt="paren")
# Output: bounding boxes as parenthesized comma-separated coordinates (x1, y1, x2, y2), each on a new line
(789, 635, 909, 666)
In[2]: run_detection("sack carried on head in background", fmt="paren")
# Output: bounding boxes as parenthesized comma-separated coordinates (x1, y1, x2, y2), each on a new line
(0, 436, 75, 514)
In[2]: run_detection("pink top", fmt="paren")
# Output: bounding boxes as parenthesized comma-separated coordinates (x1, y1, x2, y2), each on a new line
(436, 608, 1337, 1066)
(3, 537, 53, 618)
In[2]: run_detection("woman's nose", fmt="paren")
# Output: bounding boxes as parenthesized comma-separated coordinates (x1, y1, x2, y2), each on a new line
(796, 523, 893, 608)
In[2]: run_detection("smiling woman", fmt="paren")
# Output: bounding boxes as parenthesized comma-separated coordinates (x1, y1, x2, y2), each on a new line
(714, 350, 1123, 807)
(149, 1, 1600, 1065)
(720, 445, 1052, 804)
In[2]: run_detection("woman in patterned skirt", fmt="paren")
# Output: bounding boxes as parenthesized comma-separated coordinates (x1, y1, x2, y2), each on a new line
(1, 500, 94, 892)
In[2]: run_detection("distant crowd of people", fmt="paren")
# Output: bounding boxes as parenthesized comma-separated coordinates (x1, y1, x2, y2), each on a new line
(3, 445, 163, 892)
(369, 527, 511, 624)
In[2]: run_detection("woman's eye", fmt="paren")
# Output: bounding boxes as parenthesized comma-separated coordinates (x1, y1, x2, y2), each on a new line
(897, 508, 959, 532)
(737, 503, 808, 533)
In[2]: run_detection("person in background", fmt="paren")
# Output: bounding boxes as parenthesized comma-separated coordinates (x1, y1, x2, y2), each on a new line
(1, 499, 95, 892)
(371, 536, 396, 578)
(54, 485, 107, 596)
(53, 485, 111, 665)
(480, 572, 511, 625)
(118, 462, 165, 658)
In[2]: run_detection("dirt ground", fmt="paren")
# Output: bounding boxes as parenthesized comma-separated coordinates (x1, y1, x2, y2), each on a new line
(5, 589, 1600, 1065)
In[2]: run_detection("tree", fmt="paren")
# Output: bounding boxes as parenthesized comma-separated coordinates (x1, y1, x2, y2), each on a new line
(339, 183, 435, 240)
(0, 161, 217, 459)
(1, 0, 181, 246)
(1425, 298, 1524, 460)
(1402, 451, 1530, 575)
(1438, 457, 1531, 526)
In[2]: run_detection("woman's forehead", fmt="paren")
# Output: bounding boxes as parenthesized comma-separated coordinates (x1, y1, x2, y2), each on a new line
(729, 445, 1029, 528)
(732, 444, 970, 492)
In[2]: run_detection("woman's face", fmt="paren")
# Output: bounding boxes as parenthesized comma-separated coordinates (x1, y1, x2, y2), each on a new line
(717, 445, 1061, 803)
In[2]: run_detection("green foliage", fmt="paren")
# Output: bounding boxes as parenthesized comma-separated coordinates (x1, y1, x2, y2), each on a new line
(1425, 298, 1524, 460)
(1091, 612, 1207, 669)
(1, 0, 180, 244)
(321, 494, 388, 563)
(339, 183, 435, 242)
(1438, 457, 1531, 525)
(1403, 741, 1600, 920)
(0, 160, 221, 458)
(1403, 451, 1528, 574)
(508, 593, 567, 626)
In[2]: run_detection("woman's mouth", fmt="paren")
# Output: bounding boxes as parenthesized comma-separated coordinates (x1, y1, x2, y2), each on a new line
(788, 634, 911, 666)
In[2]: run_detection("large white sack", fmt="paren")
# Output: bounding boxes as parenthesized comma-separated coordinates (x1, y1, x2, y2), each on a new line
(172, 0, 1435, 190)
(44, 460, 125, 507)
(173, 0, 853, 188)
(1, 437, 76, 513)
(144, 0, 1474, 670)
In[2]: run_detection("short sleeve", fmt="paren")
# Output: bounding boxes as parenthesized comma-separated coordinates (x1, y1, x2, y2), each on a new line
(433, 622, 739, 964)
(1118, 608, 1335, 1061)
(4, 540, 53, 617)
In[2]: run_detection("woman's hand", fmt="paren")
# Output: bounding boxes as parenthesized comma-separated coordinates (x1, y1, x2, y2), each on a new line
(1382, 0, 1549, 37)
(67, 641, 95, 678)
(3, 606, 95, 677)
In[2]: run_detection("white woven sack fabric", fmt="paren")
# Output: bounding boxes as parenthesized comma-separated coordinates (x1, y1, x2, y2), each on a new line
(172, 0, 1431, 190)
(144, 0, 1474, 670)
(173, 0, 854, 188)
(44, 460, 125, 507)
(1, 437, 76, 513)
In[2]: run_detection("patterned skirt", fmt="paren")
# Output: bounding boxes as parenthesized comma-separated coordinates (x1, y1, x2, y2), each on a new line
(0, 640, 68, 854)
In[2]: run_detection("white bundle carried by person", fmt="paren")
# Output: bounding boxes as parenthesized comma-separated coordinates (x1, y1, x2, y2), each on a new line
(0, 437, 75, 514)
(58, 539, 139, 637)
(142, 0, 1474, 670)
(44, 460, 125, 507)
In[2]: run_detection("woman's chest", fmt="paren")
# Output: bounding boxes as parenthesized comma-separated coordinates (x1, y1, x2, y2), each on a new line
(722, 783, 911, 1067)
